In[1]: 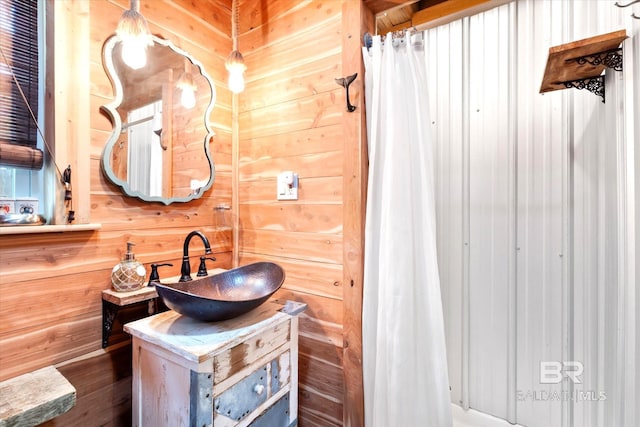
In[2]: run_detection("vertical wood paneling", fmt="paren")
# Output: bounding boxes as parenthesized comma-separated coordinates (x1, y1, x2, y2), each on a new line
(428, 1, 638, 426)
(51, 0, 91, 224)
(341, 3, 372, 426)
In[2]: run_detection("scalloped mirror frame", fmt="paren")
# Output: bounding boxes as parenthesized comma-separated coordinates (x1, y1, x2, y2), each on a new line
(100, 34, 216, 205)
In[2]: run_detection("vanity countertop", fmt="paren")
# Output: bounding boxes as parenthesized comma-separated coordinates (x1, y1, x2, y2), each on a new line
(124, 299, 306, 364)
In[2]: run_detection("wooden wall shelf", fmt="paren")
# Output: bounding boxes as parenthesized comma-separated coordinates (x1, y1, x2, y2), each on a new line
(539, 29, 627, 102)
(102, 286, 162, 348)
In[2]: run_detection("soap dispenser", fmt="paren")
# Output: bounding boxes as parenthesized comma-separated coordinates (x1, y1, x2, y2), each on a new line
(111, 242, 147, 292)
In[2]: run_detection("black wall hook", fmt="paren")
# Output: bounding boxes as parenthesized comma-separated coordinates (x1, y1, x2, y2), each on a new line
(335, 73, 358, 112)
(613, 0, 640, 18)
(614, 0, 640, 7)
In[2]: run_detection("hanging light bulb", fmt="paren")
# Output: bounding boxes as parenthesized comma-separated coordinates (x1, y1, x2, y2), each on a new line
(179, 81, 196, 109)
(226, 50, 246, 94)
(227, 0, 246, 94)
(116, 0, 153, 70)
(120, 38, 148, 70)
(177, 60, 197, 109)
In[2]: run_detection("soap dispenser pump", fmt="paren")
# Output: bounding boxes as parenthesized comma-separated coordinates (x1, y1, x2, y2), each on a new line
(111, 242, 147, 292)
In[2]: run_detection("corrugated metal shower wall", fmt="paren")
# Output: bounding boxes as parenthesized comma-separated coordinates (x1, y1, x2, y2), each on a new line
(425, 1, 638, 426)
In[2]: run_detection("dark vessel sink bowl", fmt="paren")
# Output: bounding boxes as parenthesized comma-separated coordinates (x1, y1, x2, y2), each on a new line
(154, 262, 285, 322)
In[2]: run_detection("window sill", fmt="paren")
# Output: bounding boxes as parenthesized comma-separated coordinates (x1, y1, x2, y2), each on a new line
(0, 223, 102, 235)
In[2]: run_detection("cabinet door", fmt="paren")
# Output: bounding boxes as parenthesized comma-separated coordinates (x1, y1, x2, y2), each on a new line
(214, 365, 269, 422)
(248, 393, 291, 427)
(213, 351, 291, 426)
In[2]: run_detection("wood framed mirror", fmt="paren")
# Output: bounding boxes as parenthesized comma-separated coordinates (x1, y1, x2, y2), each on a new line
(100, 34, 216, 205)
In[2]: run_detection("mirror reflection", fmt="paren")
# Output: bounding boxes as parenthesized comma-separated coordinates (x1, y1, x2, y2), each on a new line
(101, 34, 216, 204)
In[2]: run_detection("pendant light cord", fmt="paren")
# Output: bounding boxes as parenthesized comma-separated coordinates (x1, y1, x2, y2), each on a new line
(0, 46, 64, 180)
(232, 0, 239, 51)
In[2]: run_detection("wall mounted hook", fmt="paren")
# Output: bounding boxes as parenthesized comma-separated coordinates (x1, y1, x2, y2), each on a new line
(614, 0, 640, 7)
(335, 73, 358, 112)
(153, 128, 168, 150)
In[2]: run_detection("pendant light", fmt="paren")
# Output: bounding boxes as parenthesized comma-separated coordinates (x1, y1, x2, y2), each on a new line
(225, 0, 246, 93)
(177, 58, 197, 109)
(116, 0, 153, 70)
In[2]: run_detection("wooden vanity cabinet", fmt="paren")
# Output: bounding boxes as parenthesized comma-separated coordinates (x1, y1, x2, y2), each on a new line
(124, 300, 305, 427)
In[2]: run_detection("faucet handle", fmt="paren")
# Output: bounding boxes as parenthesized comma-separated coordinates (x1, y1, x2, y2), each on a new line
(196, 256, 217, 277)
(148, 263, 173, 286)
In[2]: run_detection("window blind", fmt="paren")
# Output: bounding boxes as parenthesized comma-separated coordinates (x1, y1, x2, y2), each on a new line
(0, 0, 43, 170)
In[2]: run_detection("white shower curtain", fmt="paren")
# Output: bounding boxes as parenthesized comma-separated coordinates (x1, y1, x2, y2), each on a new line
(362, 33, 452, 427)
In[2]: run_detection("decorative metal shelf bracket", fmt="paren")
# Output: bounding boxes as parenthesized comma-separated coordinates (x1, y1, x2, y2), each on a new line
(102, 297, 162, 348)
(102, 300, 120, 348)
(563, 75, 605, 103)
(560, 48, 623, 103)
(565, 48, 623, 71)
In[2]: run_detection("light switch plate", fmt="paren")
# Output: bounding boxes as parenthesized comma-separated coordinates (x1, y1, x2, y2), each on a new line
(277, 171, 298, 200)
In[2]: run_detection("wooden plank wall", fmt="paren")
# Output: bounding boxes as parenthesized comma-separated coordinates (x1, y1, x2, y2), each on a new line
(0, 0, 232, 425)
(236, 1, 371, 425)
(1, 1, 377, 425)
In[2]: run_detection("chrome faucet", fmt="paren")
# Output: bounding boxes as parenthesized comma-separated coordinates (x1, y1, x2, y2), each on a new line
(179, 231, 214, 282)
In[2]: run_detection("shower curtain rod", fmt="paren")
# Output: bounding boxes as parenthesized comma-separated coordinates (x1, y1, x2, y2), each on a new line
(375, 0, 514, 38)
(121, 114, 155, 133)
